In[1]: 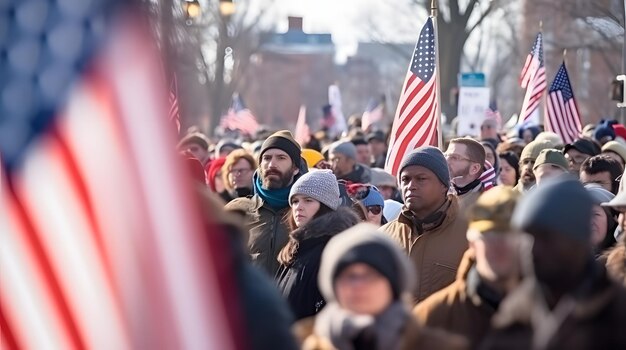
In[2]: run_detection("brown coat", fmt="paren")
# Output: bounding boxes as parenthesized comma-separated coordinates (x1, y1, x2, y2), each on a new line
(480, 264, 626, 350)
(605, 242, 626, 286)
(414, 250, 497, 349)
(380, 195, 469, 302)
(293, 315, 467, 350)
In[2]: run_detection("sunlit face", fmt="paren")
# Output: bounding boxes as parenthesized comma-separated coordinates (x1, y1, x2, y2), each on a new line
(472, 231, 521, 282)
(400, 165, 447, 218)
(368, 139, 386, 157)
(260, 149, 298, 189)
(185, 143, 210, 165)
(565, 149, 590, 174)
(355, 144, 372, 165)
(445, 143, 473, 179)
(329, 152, 355, 177)
(498, 159, 517, 186)
(580, 171, 613, 193)
(228, 158, 254, 189)
(590, 205, 608, 248)
(291, 194, 321, 227)
(519, 158, 536, 187)
(533, 164, 566, 185)
(335, 263, 393, 316)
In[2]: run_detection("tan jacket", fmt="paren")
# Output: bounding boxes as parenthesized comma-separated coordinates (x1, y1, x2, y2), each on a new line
(413, 250, 497, 349)
(380, 195, 469, 303)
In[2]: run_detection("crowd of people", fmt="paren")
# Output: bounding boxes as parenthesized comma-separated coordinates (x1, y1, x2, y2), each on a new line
(177, 117, 626, 350)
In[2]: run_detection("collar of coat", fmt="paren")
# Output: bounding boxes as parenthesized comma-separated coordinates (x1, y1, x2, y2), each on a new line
(398, 195, 459, 235)
(491, 262, 621, 333)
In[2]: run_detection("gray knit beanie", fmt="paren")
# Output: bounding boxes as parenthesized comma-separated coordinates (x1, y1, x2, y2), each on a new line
(330, 141, 357, 160)
(512, 175, 593, 242)
(289, 169, 341, 210)
(398, 146, 450, 187)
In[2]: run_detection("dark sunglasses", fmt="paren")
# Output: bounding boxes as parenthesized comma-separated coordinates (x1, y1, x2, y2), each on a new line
(366, 205, 383, 215)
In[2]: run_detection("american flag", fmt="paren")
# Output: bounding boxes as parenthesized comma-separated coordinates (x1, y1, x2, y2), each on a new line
(220, 93, 260, 135)
(519, 32, 547, 124)
(294, 105, 310, 146)
(485, 100, 502, 130)
(0, 3, 239, 349)
(479, 160, 497, 191)
(361, 96, 385, 132)
(169, 74, 181, 134)
(545, 62, 582, 144)
(385, 17, 440, 176)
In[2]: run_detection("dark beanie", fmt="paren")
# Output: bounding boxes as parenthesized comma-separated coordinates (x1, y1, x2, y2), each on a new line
(259, 130, 301, 167)
(333, 242, 401, 298)
(594, 120, 616, 142)
(563, 138, 601, 157)
(398, 146, 450, 187)
(512, 175, 593, 242)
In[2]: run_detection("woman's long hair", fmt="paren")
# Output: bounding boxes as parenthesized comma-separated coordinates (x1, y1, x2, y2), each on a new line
(278, 203, 334, 266)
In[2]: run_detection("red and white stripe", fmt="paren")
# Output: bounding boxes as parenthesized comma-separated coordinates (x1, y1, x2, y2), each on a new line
(220, 108, 259, 135)
(385, 68, 439, 176)
(169, 75, 181, 134)
(1, 18, 238, 350)
(479, 160, 496, 191)
(519, 63, 546, 123)
(546, 91, 582, 144)
(294, 105, 310, 146)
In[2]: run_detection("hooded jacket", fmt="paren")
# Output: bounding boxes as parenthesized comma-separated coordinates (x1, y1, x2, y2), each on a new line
(338, 163, 372, 184)
(414, 250, 503, 349)
(380, 195, 469, 303)
(480, 263, 626, 350)
(276, 208, 359, 320)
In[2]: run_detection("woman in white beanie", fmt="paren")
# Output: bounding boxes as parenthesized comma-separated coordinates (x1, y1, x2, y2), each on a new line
(277, 170, 359, 320)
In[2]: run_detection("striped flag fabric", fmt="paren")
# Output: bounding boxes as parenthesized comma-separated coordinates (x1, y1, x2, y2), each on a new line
(0, 3, 239, 349)
(169, 74, 181, 134)
(519, 32, 547, 124)
(479, 160, 497, 191)
(361, 96, 385, 132)
(545, 61, 582, 144)
(385, 17, 440, 176)
(294, 105, 310, 146)
(328, 84, 348, 138)
(220, 93, 260, 136)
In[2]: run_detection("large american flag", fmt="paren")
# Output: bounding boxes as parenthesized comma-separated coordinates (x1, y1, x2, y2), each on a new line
(385, 17, 440, 176)
(519, 32, 547, 124)
(545, 62, 582, 144)
(220, 93, 260, 135)
(0, 2, 239, 349)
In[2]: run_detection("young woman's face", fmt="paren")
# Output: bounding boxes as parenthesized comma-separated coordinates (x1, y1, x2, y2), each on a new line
(498, 159, 517, 186)
(291, 194, 321, 227)
(590, 205, 608, 247)
(335, 263, 393, 316)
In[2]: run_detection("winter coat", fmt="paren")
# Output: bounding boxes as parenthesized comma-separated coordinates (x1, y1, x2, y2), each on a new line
(276, 208, 359, 320)
(455, 181, 484, 211)
(338, 163, 372, 184)
(479, 263, 626, 350)
(606, 242, 626, 286)
(225, 194, 290, 276)
(293, 313, 467, 350)
(414, 250, 504, 349)
(380, 195, 469, 303)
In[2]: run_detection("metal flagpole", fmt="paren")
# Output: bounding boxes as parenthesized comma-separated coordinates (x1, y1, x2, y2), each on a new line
(431, 0, 443, 149)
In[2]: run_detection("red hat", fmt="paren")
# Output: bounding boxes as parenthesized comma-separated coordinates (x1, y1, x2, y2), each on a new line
(183, 156, 206, 184)
(206, 157, 226, 191)
(612, 123, 626, 140)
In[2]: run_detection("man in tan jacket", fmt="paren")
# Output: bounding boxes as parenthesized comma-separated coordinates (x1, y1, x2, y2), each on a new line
(413, 186, 523, 349)
(380, 146, 468, 303)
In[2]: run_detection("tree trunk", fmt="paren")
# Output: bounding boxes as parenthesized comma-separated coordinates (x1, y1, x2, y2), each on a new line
(210, 18, 230, 136)
(437, 17, 468, 121)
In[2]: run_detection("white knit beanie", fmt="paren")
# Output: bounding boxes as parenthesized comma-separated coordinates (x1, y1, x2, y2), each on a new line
(289, 169, 340, 210)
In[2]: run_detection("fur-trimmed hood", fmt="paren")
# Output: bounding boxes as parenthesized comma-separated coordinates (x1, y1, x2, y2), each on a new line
(279, 207, 359, 266)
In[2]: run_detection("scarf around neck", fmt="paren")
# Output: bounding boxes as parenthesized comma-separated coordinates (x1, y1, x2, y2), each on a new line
(313, 301, 409, 350)
(454, 178, 482, 196)
(253, 171, 292, 210)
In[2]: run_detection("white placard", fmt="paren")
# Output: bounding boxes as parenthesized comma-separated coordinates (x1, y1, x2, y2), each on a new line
(457, 87, 490, 137)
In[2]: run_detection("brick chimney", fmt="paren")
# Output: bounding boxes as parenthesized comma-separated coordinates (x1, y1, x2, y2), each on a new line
(287, 16, 303, 31)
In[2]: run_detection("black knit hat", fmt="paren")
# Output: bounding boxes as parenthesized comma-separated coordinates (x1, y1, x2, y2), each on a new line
(333, 242, 401, 299)
(259, 130, 302, 167)
(563, 138, 601, 157)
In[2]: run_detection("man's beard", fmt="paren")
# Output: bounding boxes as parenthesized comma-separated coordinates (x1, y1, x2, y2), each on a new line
(261, 168, 294, 189)
(450, 164, 470, 181)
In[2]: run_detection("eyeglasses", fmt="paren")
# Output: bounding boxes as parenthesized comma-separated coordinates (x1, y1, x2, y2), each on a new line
(366, 205, 382, 215)
(444, 153, 474, 163)
(229, 168, 252, 176)
(564, 154, 587, 165)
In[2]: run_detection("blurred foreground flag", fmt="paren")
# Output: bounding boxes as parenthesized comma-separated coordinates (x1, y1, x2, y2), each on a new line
(0, 2, 239, 349)
(385, 17, 440, 176)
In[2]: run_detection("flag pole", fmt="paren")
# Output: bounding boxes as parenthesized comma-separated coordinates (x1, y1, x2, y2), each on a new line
(431, 0, 443, 149)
